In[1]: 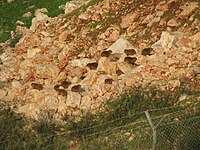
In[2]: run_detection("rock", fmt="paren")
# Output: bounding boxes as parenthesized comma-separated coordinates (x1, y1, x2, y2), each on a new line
(142, 14, 154, 25)
(178, 94, 188, 102)
(58, 30, 69, 43)
(27, 48, 41, 58)
(120, 12, 140, 28)
(35, 8, 48, 14)
(117, 62, 134, 75)
(0, 89, 7, 100)
(107, 37, 136, 54)
(156, 11, 164, 17)
(35, 63, 60, 79)
(81, 71, 98, 85)
(18, 103, 40, 120)
(168, 79, 181, 90)
(64, 2, 77, 14)
(97, 57, 110, 73)
(35, 12, 48, 21)
(147, 17, 160, 27)
(67, 91, 82, 107)
(78, 12, 90, 20)
(176, 37, 191, 47)
(190, 32, 200, 42)
(166, 58, 179, 66)
(58, 5, 66, 10)
(16, 20, 24, 25)
(70, 58, 96, 68)
(64, 0, 90, 14)
(80, 95, 92, 110)
(58, 44, 72, 61)
(167, 18, 181, 27)
(22, 12, 32, 18)
(7, 0, 14, 3)
(160, 31, 175, 49)
(107, 28, 120, 42)
(178, 2, 198, 19)
(103, 26, 120, 43)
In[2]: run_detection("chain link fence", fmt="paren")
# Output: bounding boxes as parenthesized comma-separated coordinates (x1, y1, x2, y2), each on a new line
(69, 105, 200, 150)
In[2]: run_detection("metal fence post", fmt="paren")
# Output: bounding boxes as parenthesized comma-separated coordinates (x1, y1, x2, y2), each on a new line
(145, 111, 167, 150)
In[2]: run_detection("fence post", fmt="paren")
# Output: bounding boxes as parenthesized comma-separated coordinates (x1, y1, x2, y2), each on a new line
(145, 111, 167, 150)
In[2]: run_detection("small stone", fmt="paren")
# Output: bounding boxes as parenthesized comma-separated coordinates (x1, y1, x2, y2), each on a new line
(27, 48, 41, 58)
(7, 0, 14, 3)
(0, 89, 7, 99)
(160, 31, 175, 49)
(22, 12, 32, 18)
(16, 20, 24, 25)
(120, 12, 140, 28)
(167, 18, 181, 27)
(179, 2, 198, 19)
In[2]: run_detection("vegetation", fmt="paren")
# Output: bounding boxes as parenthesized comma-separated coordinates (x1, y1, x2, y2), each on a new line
(0, 82, 199, 149)
(0, 0, 200, 149)
(0, 0, 71, 43)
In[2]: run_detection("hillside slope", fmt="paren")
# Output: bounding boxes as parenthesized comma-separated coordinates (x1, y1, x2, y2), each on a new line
(0, 0, 200, 120)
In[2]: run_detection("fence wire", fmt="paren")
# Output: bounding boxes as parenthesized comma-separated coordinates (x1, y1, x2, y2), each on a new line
(75, 106, 200, 150)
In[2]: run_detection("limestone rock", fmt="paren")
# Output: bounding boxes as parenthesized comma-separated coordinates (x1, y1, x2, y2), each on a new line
(35, 12, 48, 21)
(16, 20, 24, 25)
(107, 38, 136, 54)
(167, 18, 181, 27)
(120, 12, 140, 28)
(160, 31, 175, 49)
(0, 89, 7, 100)
(27, 48, 41, 58)
(64, 2, 77, 14)
(7, 0, 14, 3)
(22, 12, 32, 18)
(179, 2, 198, 19)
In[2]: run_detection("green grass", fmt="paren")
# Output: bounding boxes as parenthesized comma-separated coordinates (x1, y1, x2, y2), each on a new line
(0, 104, 70, 150)
(0, 0, 71, 44)
(0, 82, 199, 149)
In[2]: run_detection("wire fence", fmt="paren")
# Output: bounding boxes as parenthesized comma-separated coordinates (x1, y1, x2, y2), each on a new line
(0, 103, 199, 150)
(66, 105, 200, 150)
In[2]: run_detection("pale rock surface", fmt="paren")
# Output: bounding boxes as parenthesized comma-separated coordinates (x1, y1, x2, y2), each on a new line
(16, 20, 24, 25)
(179, 2, 198, 19)
(22, 12, 32, 18)
(7, 0, 14, 3)
(107, 37, 136, 54)
(167, 18, 181, 27)
(27, 48, 41, 58)
(120, 12, 140, 28)
(160, 31, 175, 49)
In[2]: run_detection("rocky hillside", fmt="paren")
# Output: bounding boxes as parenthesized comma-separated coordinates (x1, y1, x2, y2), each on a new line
(0, 0, 199, 120)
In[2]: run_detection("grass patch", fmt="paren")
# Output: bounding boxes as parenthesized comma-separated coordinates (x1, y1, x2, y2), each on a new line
(0, 0, 71, 43)
(0, 83, 199, 149)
